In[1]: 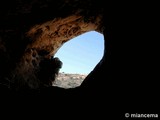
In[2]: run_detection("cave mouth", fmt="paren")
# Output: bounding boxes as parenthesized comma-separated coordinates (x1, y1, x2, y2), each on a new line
(53, 31, 104, 88)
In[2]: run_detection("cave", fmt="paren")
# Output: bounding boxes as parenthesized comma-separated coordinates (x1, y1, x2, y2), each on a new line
(0, 1, 113, 116)
(0, 0, 158, 117)
(0, 0, 110, 95)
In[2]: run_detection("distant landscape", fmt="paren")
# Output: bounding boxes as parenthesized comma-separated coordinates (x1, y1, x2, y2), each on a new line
(52, 72, 87, 88)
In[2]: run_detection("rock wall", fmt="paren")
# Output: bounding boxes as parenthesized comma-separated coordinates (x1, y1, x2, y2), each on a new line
(0, 0, 110, 93)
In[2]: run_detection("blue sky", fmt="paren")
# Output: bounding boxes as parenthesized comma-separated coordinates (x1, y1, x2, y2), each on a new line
(54, 31, 104, 74)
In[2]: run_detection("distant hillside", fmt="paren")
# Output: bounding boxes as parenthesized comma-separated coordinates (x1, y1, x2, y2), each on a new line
(52, 72, 87, 88)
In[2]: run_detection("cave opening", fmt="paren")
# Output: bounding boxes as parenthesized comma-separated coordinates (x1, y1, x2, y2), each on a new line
(53, 31, 104, 88)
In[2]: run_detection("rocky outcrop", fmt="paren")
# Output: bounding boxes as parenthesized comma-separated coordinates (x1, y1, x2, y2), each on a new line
(53, 73, 87, 88)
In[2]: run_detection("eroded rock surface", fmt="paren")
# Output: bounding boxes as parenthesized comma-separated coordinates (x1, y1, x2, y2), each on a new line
(0, 0, 109, 93)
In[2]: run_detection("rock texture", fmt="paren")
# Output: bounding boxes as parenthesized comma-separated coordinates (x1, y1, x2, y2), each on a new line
(0, 1, 158, 118)
(0, 0, 111, 94)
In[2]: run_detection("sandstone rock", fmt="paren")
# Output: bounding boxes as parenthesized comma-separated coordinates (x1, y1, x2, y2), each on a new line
(0, 0, 109, 93)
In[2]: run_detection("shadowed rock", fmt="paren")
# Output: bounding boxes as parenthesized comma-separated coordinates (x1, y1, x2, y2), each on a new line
(0, 1, 111, 103)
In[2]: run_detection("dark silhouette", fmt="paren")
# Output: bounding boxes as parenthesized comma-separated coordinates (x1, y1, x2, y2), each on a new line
(38, 57, 62, 87)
